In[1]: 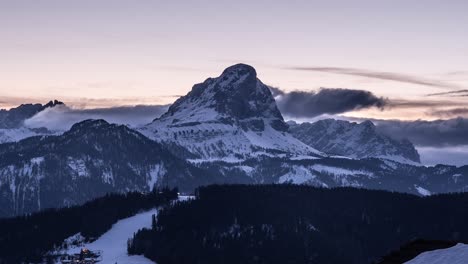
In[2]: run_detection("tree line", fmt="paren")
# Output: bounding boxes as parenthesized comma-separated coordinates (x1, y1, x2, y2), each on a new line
(128, 184, 468, 264)
(0, 188, 178, 263)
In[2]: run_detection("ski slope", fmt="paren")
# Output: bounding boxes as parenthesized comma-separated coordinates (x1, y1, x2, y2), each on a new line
(405, 243, 468, 264)
(64, 209, 157, 264)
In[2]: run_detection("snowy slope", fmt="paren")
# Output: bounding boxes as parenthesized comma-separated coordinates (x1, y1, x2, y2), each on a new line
(0, 127, 47, 143)
(414, 185, 432, 196)
(0, 119, 208, 217)
(62, 209, 157, 264)
(139, 64, 322, 160)
(405, 243, 468, 264)
(277, 163, 374, 187)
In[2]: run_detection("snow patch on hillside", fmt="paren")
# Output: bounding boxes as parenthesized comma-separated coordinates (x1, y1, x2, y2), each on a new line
(289, 155, 321, 161)
(62, 209, 157, 264)
(188, 157, 244, 164)
(405, 243, 468, 264)
(311, 165, 374, 178)
(414, 185, 431, 196)
(0, 128, 41, 143)
(377, 155, 422, 166)
(147, 164, 166, 190)
(279, 166, 316, 184)
(452, 174, 462, 183)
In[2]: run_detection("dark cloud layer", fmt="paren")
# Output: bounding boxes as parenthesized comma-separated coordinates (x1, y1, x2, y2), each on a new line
(375, 118, 468, 147)
(24, 104, 169, 131)
(289, 67, 464, 90)
(272, 86, 466, 119)
(271, 87, 387, 118)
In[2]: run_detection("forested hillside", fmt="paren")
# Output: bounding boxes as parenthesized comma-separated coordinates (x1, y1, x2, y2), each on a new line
(0, 188, 177, 263)
(129, 185, 468, 264)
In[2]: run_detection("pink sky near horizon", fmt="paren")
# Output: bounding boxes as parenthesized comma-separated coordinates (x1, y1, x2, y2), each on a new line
(1, 0, 468, 121)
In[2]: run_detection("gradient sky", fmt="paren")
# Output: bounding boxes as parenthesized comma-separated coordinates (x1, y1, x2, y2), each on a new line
(1, 0, 468, 120)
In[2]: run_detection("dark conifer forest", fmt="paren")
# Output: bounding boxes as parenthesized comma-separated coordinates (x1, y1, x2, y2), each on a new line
(0, 188, 177, 263)
(128, 184, 468, 264)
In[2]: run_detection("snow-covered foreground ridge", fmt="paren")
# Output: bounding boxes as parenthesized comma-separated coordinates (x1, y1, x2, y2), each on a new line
(405, 243, 468, 264)
(61, 209, 157, 264)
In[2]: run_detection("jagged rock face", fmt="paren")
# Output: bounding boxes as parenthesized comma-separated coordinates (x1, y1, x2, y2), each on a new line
(289, 119, 421, 163)
(163, 64, 286, 130)
(0, 119, 215, 217)
(140, 64, 320, 160)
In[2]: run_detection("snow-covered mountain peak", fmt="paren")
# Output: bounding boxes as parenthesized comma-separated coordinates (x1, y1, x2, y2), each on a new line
(221, 63, 256, 76)
(140, 64, 321, 159)
(157, 63, 284, 131)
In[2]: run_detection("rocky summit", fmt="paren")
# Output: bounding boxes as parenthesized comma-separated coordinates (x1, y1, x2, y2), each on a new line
(139, 63, 321, 160)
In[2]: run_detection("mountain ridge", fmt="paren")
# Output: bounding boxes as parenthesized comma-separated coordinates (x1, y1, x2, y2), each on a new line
(0, 119, 217, 217)
(0, 100, 63, 143)
(0, 64, 467, 217)
(0, 100, 63, 129)
(289, 119, 420, 163)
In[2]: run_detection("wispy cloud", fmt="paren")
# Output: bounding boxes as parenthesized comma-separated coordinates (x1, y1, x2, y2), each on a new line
(430, 108, 468, 118)
(288, 66, 465, 90)
(24, 104, 169, 131)
(386, 99, 466, 108)
(445, 71, 468, 76)
(0, 96, 181, 110)
(426, 89, 468, 97)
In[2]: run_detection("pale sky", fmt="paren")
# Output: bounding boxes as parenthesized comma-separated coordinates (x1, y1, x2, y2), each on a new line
(1, 0, 468, 120)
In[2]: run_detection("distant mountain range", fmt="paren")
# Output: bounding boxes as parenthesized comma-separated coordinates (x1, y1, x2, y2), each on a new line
(0, 64, 466, 217)
(0, 100, 63, 129)
(0, 100, 61, 143)
(288, 119, 420, 164)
